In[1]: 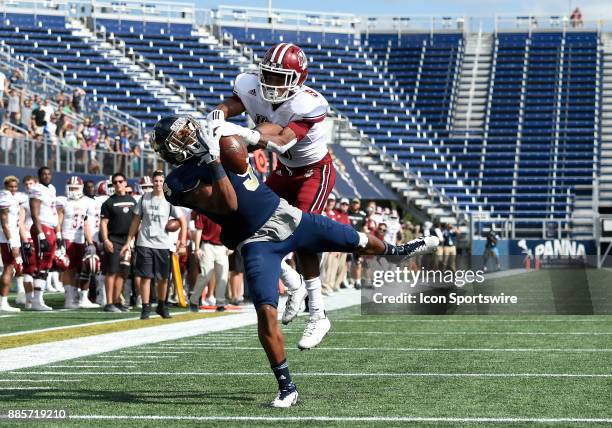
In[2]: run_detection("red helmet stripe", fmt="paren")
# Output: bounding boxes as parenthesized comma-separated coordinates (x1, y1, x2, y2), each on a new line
(278, 43, 295, 65)
(271, 43, 287, 64)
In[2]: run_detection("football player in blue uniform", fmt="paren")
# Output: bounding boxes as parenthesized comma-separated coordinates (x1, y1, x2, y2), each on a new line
(152, 115, 438, 408)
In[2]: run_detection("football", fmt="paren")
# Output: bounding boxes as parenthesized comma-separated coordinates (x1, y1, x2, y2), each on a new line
(165, 218, 180, 232)
(220, 134, 249, 173)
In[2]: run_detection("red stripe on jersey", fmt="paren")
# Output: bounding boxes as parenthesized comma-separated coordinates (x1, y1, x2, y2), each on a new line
(287, 120, 314, 141)
(301, 113, 326, 124)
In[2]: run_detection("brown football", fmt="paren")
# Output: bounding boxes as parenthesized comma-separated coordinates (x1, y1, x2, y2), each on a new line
(165, 218, 180, 233)
(220, 134, 249, 173)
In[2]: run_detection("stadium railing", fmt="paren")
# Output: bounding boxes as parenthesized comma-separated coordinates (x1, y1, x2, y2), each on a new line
(0, 133, 167, 178)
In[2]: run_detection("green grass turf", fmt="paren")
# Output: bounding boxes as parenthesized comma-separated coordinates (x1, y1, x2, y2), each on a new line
(1, 306, 611, 426)
(0, 292, 191, 335)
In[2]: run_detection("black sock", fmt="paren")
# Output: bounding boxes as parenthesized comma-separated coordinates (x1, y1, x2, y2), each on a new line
(142, 303, 151, 311)
(271, 359, 293, 390)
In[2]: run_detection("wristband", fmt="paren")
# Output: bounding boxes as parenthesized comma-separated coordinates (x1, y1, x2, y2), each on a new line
(208, 161, 227, 181)
(9, 236, 20, 249)
(243, 129, 261, 146)
(37, 232, 46, 240)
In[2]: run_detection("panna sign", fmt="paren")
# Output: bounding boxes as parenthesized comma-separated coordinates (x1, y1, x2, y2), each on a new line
(533, 239, 586, 260)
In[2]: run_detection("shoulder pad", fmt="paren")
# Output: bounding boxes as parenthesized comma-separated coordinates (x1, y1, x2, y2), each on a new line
(233, 72, 259, 99)
(291, 86, 328, 121)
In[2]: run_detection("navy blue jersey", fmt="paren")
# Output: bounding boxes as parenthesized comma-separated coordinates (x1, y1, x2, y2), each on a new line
(164, 160, 280, 249)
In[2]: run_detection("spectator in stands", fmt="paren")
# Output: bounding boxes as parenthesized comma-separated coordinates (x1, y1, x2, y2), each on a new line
(121, 170, 185, 319)
(131, 145, 142, 176)
(99, 172, 136, 313)
(571, 7, 583, 28)
(7, 89, 20, 124)
(71, 88, 85, 114)
(41, 99, 55, 125)
(0, 70, 7, 110)
(20, 97, 32, 131)
(442, 223, 458, 272)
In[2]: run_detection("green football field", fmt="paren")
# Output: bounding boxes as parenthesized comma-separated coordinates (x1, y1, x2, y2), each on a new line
(1, 304, 612, 426)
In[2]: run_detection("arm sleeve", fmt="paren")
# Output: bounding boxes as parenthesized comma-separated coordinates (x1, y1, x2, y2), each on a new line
(287, 120, 314, 141)
(100, 200, 110, 219)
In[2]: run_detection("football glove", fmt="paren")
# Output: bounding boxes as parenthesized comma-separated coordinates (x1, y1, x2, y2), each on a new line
(219, 122, 261, 146)
(37, 232, 49, 253)
(206, 109, 225, 132)
(195, 123, 220, 165)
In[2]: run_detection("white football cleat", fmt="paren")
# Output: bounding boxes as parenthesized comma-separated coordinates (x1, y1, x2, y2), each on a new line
(282, 280, 307, 325)
(31, 301, 52, 311)
(15, 292, 26, 305)
(298, 313, 331, 350)
(79, 298, 100, 309)
(0, 303, 21, 313)
(270, 387, 298, 408)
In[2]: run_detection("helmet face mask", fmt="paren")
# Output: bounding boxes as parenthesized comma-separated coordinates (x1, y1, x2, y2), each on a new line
(66, 176, 84, 200)
(152, 115, 205, 166)
(259, 64, 300, 103)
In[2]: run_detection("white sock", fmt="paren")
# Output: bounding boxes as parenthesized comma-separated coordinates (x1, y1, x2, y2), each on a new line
(305, 277, 325, 317)
(79, 290, 88, 304)
(33, 288, 44, 303)
(280, 260, 303, 292)
(16, 276, 25, 294)
(64, 285, 75, 303)
(0, 296, 7, 306)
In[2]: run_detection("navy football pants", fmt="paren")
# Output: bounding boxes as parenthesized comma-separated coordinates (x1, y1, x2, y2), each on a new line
(240, 212, 360, 308)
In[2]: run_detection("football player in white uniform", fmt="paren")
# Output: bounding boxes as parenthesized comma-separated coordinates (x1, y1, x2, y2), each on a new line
(209, 43, 333, 349)
(17, 175, 37, 308)
(0, 176, 23, 312)
(29, 166, 61, 311)
(56, 176, 99, 309)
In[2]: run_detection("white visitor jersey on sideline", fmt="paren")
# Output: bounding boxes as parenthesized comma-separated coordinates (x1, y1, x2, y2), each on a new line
(16, 191, 32, 233)
(57, 196, 95, 244)
(233, 72, 329, 169)
(28, 183, 57, 228)
(0, 190, 21, 246)
(90, 195, 108, 243)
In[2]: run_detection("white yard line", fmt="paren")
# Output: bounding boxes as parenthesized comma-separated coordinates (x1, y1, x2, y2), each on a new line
(0, 312, 195, 338)
(0, 379, 81, 383)
(64, 415, 612, 423)
(252, 331, 612, 336)
(0, 291, 360, 372)
(47, 365, 137, 368)
(330, 319, 612, 323)
(11, 371, 612, 378)
(0, 386, 53, 390)
(137, 345, 612, 353)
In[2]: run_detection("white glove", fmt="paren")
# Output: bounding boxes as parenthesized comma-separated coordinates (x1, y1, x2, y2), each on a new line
(206, 109, 225, 132)
(195, 122, 220, 164)
(219, 122, 261, 146)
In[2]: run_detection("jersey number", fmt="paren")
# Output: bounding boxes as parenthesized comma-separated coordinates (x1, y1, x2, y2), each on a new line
(241, 165, 260, 191)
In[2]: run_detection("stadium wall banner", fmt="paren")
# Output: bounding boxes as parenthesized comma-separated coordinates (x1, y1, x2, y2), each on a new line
(472, 238, 596, 268)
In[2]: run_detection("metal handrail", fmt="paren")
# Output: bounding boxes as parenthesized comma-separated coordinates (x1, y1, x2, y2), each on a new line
(25, 57, 66, 83)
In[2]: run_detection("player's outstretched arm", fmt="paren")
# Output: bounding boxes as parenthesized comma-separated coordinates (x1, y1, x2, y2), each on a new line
(209, 96, 246, 124)
(181, 161, 238, 215)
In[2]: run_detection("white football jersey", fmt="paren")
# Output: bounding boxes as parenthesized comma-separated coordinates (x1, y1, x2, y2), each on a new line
(0, 190, 21, 246)
(16, 191, 32, 232)
(57, 196, 95, 244)
(90, 195, 108, 242)
(28, 183, 57, 228)
(233, 72, 329, 168)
